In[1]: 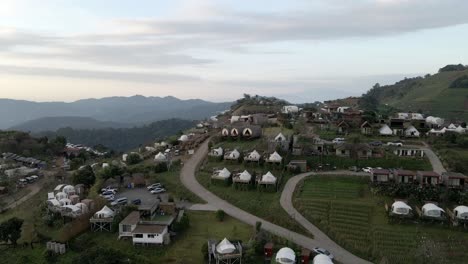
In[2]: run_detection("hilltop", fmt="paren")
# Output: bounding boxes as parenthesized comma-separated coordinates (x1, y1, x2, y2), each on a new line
(360, 64, 468, 121)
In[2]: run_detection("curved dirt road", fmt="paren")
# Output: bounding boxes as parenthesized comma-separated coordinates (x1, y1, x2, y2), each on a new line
(180, 140, 371, 264)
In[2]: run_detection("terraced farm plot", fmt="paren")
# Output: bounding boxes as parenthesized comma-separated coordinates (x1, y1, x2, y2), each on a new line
(294, 176, 468, 264)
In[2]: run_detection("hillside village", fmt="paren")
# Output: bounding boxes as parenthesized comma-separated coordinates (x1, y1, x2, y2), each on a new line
(1, 93, 468, 264)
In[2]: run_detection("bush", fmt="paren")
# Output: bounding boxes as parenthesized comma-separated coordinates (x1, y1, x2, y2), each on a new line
(216, 210, 225, 222)
(201, 242, 209, 260)
(126, 153, 143, 165)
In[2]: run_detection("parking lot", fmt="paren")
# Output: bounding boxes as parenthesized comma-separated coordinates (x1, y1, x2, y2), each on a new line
(114, 186, 169, 206)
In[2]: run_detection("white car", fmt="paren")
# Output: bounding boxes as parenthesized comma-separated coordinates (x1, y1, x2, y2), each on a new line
(101, 194, 115, 201)
(111, 197, 128, 206)
(362, 167, 373, 173)
(332, 138, 345, 144)
(147, 183, 163, 190)
(150, 188, 166, 194)
(101, 187, 117, 193)
(387, 141, 403, 147)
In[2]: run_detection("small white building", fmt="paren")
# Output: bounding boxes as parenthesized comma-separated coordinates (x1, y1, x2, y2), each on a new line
(391, 201, 412, 216)
(282, 105, 299, 114)
(275, 247, 296, 264)
(275, 133, 287, 142)
(245, 150, 261, 162)
(379, 124, 393, 136)
(267, 152, 283, 163)
(422, 203, 444, 218)
(132, 224, 168, 246)
(454, 206, 468, 220)
(404, 125, 420, 137)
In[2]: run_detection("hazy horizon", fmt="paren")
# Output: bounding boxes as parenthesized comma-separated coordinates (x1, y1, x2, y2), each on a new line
(1, 0, 467, 103)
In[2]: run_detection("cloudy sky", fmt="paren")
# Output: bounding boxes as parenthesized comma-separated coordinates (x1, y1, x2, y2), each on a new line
(0, 0, 467, 103)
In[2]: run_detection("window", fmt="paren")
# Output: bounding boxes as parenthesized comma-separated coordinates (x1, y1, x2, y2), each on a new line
(134, 234, 143, 238)
(148, 234, 155, 238)
(122, 225, 131, 232)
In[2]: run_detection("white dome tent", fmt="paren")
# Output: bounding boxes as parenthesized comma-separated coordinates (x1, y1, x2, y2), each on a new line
(268, 152, 283, 163)
(154, 152, 167, 161)
(313, 254, 333, 264)
(454, 206, 468, 220)
(379, 124, 393, 136)
(422, 203, 445, 218)
(261, 172, 277, 184)
(216, 168, 231, 179)
(391, 201, 412, 215)
(245, 150, 261, 161)
(55, 192, 67, 200)
(75, 202, 89, 214)
(47, 199, 60, 207)
(239, 170, 252, 182)
(62, 185, 75, 195)
(178, 135, 189, 142)
(216, 238, 236, 254)
(275, 247, 296, 264)
(59, 198, 72, 206)
(275, 133, 287, 142)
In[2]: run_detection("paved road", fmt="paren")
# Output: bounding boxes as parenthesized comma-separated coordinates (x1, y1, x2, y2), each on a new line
(180, 140, 372, 264)
(3, 181, 43, 211)
(422, 147, 446, 174)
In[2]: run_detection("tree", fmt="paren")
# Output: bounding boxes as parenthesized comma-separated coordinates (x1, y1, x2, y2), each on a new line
(72, 165, 96, 187)
(126, 153, 142, 165)
(0, 217, 24, 246)
(216, 210, 225, 222)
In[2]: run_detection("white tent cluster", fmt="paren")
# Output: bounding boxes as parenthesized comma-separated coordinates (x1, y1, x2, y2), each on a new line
(428, 123, 466, 135)
(47, 184, 89, 218)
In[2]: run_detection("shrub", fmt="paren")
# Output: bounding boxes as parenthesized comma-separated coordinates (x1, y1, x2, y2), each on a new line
(216, 210, 226, 222)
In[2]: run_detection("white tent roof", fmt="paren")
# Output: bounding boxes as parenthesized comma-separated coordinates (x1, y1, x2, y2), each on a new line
(248, 150, 261, 160)
(59, 198, 71, 205)
(217, 168, 231, 179)
(54, 184, 65, 192)
(229, 149, 240, 159)
(212, 147, 223, 156)
(392, 201, 411, 210)
(275, 133, 287, 141)
(276, 247, 296, 264)
(75, 203, 89, 213)
(154, 152, 167, 161)
(95, 205, 115, 218)
(55, 192, 67, 200)
(47, 192, 55, 200)
(47, 199, 60, 207)
(63, 185, 75, 194)
(216, 238, 236, 254)
(239, 170, 252, 181)
(379, 124, 393, 135)
(178, 135, 189, 141)
(261, 172, 277, 183)
(313, 254, 333, 264)
(62, 204, 80, 212)
(422, 203, 444, 216)
(454, 206, 468, 216)
(405, 125, 419, 133)
(455, 126, 466, 133)
(448, 123, 457, 129)
(269, 152, 282, 162)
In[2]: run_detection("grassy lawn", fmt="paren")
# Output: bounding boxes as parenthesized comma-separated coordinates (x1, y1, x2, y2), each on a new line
(214, 138, 268, 152)
(294, 176, 468, 264)
(0, 211, 259, 264)
(197, 160, 310, 236)
(433, 147, 468, 174)
(299, 154, 432, 171)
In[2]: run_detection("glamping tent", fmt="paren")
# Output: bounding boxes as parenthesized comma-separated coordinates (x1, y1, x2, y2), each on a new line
(454, 206, 468, 220)
(62, 185, 75, 195)
(391, 201, 412, 215)
(379, 124, 393, 136)
(404, 125, 420, 137)
(210, 147, 223, 157)
(154, 152, 167, 161)
(448, 123, 457, 129)
(268, 152, 283, 163)
(216, 168, 231, 179)
(47, 199, 60, 207)
(313, 254, 333, 264)
(261, 172, 277, 184)
(422, 203, 445, 218)
(275, 133, 287, 142)
(59, 198, 72, 206)
(178, 135, 189, 142)
(216, 238, 236, 254)
(225, 149, 240, 160)
(245, 150, 261, 161)
(47, 192, 55, 200)
(275, 247, 296, 264)
(94, 206, 115, 219)
(55, 192, 67, 200)
(221, 128, 230, 137)
(75, 202, 89, 214)
(455, 126, 466, 134)
(238, 170, 252, 182)
(230, 127, 241, 137)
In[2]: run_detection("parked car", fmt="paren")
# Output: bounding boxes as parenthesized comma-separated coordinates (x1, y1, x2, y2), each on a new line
(150, 188, 166, 194)
(101, 194, 115, 201)
(131, 199, 142, 205)
(387, 141, 403, 147)
(312, 247, 334, 260)
(362, 167, 373, 173)
(101, 186, 117, 193)
(349, 166, 359, 172)
(369, 141, 383, 147)
(101, 190, 116, 196)
(147, 183, 163, 190)
(332, 138, 345, 144)
(111, 197, 128, 206)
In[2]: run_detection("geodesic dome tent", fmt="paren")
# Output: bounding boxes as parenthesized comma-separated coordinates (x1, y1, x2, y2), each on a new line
(391, 201, 412, 215)
(275, 247, 296, 264)
(313, 254, 333, 264)
(62, 185, 75, 195)
(55, 192, 67, 200)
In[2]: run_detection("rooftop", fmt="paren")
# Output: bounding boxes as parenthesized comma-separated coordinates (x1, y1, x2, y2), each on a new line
(132, 224, 167, 234)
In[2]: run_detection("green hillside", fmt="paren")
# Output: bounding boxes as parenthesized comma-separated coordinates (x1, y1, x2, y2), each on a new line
(361, 65, 468, 120)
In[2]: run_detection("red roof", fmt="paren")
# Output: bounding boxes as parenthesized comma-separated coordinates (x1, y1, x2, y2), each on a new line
(394, 170, 416, 176)
(417, 171, 440, 177)
(372, 169, 390, 175)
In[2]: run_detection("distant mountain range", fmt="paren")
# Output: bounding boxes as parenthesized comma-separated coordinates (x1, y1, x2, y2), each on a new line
(0, 95, 231, 131)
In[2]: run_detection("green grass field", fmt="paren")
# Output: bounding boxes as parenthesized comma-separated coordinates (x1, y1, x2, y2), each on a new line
(294, 176, 468, 264)
(197, 160, 309, 235)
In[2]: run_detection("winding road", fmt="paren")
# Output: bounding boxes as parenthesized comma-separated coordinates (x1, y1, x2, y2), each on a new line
(180, 140, 372, 264)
